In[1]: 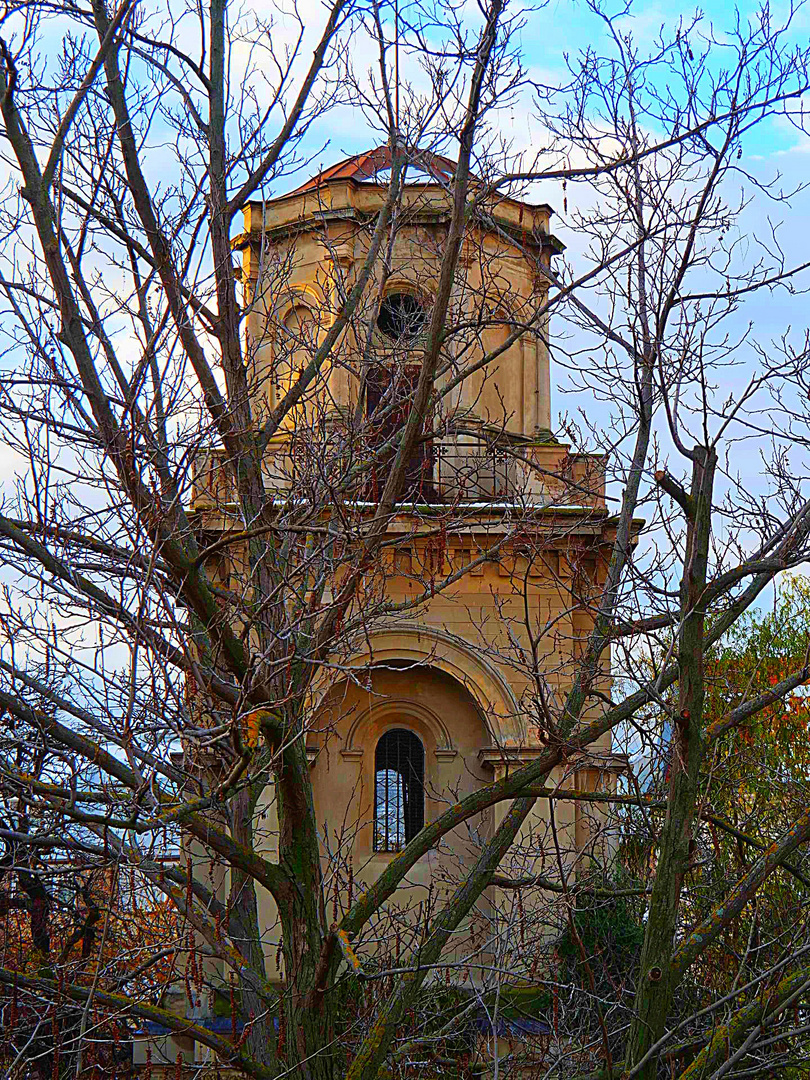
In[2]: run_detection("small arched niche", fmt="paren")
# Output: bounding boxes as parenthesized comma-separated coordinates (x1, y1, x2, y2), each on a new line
(309, 664, 493, 859)
(270, 302, 316, 412)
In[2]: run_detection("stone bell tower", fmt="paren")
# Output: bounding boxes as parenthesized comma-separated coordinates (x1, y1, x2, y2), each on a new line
(193, 145, 624, 984)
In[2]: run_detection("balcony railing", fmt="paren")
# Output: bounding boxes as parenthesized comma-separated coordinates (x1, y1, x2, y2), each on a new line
(435, 440, 516, 502)
(191, 437, 605, 512)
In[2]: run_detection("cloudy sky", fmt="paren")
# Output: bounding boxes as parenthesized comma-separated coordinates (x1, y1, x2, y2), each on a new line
(0, 0, 807, 692)
(3, 0, 810, 571)
(270, 0, 810, 374)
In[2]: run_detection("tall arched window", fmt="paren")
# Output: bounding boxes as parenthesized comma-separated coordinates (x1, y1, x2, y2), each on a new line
(374, 729, 425, 852)
(364, 290, 435, 501)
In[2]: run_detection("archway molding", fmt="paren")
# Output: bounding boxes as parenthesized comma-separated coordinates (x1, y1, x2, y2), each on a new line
(275, 283, 323, 322)
(343, 697, 454, 757)
(312, 624, 524, 748)
(380, 277, 434, 307)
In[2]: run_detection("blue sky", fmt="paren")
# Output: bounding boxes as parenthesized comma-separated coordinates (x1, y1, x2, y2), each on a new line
(3, 0, 810, 600)
(0, 0, 807, 719)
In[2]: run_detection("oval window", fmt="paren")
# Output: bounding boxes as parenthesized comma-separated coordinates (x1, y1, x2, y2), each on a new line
(377, 292, 427, 341)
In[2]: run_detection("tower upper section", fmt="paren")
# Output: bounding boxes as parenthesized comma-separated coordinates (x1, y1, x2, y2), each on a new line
(215, 146, 604, 511)
(235, 147, 563, 437)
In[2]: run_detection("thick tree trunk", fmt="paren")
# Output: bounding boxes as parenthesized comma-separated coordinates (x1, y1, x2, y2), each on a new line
(625, 447, 716, 1078)
(275, 730, 339, 1080)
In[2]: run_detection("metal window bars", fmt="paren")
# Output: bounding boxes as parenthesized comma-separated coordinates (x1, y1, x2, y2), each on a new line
(374, 728, 425, 852)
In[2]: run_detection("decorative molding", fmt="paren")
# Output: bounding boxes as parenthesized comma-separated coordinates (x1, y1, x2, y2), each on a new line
(339, 748, 364, 761)
(275, 284, 323, 325)
(312, 623, 523, 749)
(325, 240, 355, 266)
(343, 697, 455, 756)
(477, 747, 629, 773)
(574, 752, 628, 776)
(380, 277, 434, 306)
(478, 746, 548, 767)
(434, 748, 459, 761)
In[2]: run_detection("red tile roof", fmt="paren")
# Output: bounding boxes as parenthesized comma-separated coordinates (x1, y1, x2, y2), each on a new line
(290, 145, 458, 194)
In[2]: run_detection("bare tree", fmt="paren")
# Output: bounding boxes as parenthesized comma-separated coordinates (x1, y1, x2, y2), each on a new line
(1, 0, 810, 1078)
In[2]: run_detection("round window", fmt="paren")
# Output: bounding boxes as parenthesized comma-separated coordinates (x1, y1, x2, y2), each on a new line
(377, 292, 427, 341)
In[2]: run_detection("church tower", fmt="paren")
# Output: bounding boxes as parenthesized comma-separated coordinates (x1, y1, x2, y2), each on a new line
(191, 146, 623, 986)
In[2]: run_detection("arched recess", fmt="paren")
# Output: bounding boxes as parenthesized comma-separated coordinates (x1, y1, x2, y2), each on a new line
(255, 281, 323, 351)
(267, 301, 316, 414)
(311, 624, 524, 749)
(343, 698, 455, 757)
(251, 286, 321, 416)
(275, 283, 323, 328)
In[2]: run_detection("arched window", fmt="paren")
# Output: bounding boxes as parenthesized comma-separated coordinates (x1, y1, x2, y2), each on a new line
(377, 292, 427, 342)
(374, 729, 425, 852)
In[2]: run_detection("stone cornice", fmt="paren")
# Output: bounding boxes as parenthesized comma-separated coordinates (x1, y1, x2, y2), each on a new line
(478, 747, 628, 773)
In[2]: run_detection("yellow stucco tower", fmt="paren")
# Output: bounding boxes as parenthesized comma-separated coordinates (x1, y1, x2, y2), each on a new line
(192, 147, 623, 984)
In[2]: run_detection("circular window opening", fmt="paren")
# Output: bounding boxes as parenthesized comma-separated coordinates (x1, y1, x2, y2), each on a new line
(377, 292, 427, 341)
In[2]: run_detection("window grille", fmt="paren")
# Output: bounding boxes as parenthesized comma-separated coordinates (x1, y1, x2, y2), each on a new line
(374, 729, 425, 852)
